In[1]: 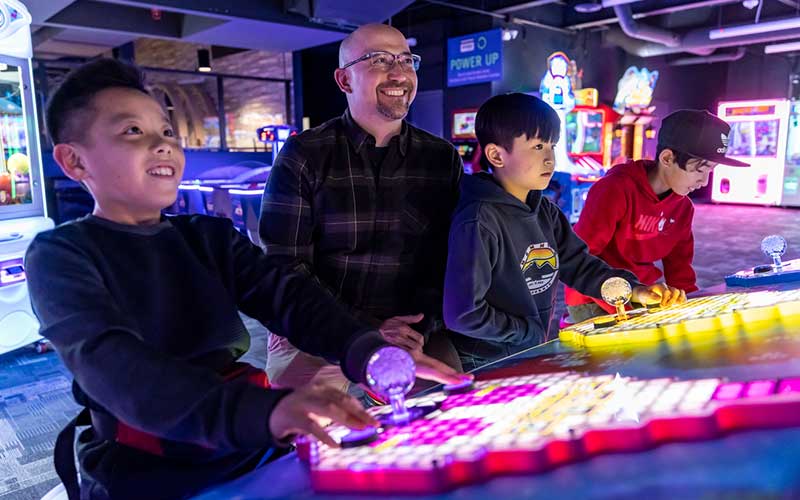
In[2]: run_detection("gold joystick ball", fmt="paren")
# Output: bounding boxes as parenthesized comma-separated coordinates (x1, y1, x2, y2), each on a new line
(601, 277, 632, 322)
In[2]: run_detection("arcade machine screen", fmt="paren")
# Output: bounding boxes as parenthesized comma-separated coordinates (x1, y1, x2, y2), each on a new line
(728, 120, 780, 158)
(453, 111, 475, 138)
(452, 109, 478, 173)
(0, 65, 32, 207)
(566, 110, 603, 155)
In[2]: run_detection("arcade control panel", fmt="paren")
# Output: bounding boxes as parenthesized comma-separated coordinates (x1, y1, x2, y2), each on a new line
(304, 371, 800, 494)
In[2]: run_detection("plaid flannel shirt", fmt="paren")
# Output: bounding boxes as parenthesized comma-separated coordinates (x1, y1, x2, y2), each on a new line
(259, 109, 462, 334)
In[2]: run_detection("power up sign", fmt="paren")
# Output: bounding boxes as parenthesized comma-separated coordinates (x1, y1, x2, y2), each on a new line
(447, 28, 503, 88)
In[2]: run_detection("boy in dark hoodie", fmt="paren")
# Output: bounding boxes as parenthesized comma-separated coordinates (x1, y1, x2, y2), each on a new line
(564, 110, 749, 322)
(443, 93, 685, 370)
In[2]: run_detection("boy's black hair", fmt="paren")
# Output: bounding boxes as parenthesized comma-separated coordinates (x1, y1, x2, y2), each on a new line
(45, 58, 148, 146)
(655, 144, 693, 171)
(475, 93, 561, 171)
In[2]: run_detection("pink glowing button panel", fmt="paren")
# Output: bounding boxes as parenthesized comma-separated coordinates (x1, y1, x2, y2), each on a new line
(305, 372, 800, 494)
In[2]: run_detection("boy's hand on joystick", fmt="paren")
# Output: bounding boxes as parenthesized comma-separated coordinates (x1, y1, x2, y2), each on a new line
(269, 382, 379, 448)
(632, 283, 686, 308)
(410, 350, 473, 386)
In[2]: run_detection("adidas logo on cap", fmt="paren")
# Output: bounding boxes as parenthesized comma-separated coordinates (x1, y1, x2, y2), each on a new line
(717, 133, 728, 154)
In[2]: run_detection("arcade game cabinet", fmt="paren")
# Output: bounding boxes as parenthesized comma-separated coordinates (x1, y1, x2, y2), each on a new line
(257, 124, 297, 164)
(540, 52, 601, 223)
(0, 0, 54, 355)
(565, 88, 619, 171)
(712, 99, 790, 206)
(451, 109, 478, 174)
(783, 99, 800, 207)
(611, 66, 660, 165)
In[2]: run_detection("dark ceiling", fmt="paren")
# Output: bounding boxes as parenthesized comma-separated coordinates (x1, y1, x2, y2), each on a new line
(21, 0, 800, 60)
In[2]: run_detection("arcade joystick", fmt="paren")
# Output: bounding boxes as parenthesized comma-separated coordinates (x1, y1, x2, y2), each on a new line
(761, 235, 787, 272)
(601, 277, 633, 323)
(366, 346, 424, 426)
(725, 235, 800, 286)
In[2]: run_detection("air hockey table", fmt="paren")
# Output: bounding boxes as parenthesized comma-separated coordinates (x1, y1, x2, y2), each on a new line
(193, 283, 800, 499)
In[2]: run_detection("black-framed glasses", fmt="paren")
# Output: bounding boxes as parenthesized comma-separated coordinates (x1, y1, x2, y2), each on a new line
(340, 51, 421, 72)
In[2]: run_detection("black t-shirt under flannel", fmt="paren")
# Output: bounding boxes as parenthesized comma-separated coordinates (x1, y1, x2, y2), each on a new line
(259, 110, 463, 331)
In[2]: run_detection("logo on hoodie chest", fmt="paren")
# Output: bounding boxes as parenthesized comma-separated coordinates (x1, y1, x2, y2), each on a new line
(520, 242, 559, 296)
(633, 211, 675, 239)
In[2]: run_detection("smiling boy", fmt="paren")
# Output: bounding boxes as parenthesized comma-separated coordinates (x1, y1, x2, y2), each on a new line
(564, 109, 749, 322)
(443, 93, 684, 370)
(25, 59, 465, 500)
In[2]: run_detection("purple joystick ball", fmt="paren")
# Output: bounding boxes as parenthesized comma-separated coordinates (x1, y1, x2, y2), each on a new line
(366, 346, 415, 399)
(366, 346, 416, 423)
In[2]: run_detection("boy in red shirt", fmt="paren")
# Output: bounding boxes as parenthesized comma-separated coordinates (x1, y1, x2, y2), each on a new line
(565, 110, 749, 322)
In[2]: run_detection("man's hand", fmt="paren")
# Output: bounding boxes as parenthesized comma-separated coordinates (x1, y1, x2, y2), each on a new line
(632, 283, 687, 308)
(269, 382, 378, 448)
(379, 313, 425, 352)
(409, 350, 473, 386)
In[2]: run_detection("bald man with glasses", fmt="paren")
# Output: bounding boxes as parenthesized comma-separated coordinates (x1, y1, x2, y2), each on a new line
(259, 24, 464, 394)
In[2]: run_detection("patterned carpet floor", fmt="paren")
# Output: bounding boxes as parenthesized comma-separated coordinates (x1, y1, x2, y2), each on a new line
(0, 202, 798, 499)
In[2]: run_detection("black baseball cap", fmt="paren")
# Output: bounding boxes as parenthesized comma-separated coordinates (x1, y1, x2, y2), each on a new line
(658, 109, 750, 167)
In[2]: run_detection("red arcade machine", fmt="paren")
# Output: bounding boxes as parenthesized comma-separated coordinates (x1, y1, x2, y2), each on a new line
(451, 109, 479, 173)
(565, 88, 620, 170)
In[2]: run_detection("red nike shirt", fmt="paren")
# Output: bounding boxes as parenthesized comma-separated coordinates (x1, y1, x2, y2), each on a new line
(564, 160, 698, 313)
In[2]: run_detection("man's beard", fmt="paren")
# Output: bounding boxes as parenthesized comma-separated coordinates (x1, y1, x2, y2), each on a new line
(377, 100, 410, 120)
(375, 85, 413, 120)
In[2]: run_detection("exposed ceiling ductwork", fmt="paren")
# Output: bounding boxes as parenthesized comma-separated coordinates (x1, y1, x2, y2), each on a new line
(606, 14, 800, 58)
(612, 3, 713, 56)
(668, 46, 746, 65)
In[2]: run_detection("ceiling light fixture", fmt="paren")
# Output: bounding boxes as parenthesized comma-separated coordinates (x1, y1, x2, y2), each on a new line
(764, 40, 800, 54)
(709, 16, 800, 40)
(574, 1, 602, 14)
(600, 0, 641, 7)
(197, 49, 212, 73)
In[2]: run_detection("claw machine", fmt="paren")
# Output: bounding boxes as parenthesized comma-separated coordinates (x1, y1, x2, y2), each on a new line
(0, 0, 54, 354)
(712, 99, 790, 206)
